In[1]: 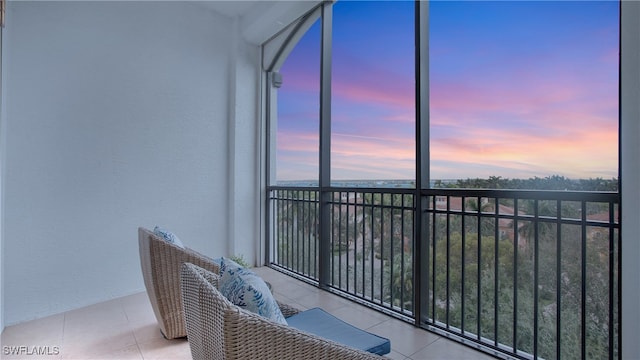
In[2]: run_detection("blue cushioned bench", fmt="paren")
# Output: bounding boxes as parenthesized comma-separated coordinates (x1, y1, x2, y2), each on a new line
(286, 307, 391, 355)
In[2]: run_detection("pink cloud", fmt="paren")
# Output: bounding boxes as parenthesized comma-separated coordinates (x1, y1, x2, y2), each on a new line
(331, 133, 414, 160)
(330, 133, 414, 180)
(276, 129, 416, 181)
(276, 130, 319, 153)
(332, 81, 414, 112)
(276, 31, 618, 181)
(429, 66, 618, 158)
(430, 118, 618, 179)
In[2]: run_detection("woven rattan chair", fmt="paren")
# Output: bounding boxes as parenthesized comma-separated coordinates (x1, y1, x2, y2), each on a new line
(180, 262, 384, 360)
(138, 227, 220, 339)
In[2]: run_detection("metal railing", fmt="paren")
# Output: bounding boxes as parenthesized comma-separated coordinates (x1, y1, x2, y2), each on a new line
(268, 186, 620, 359)
(269, 188, 320, 280)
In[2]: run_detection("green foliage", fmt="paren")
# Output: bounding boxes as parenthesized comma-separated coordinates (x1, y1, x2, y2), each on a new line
(384, 253, 413, 311)
(230, 254, 251, 268)
(274, 190, 319, 277)
(434, 175, 618, 191)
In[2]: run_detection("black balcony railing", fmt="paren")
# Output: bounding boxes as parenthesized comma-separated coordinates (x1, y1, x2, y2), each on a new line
(270, 188, 320, 280)
(268, 186, 620, 360)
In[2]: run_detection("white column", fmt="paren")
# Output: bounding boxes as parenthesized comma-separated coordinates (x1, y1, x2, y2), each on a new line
(621, 1, 640, 357)
(227, 18, 261, 265)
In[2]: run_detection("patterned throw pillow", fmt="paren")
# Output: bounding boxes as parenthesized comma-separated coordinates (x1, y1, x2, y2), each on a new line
(218, 257, 287, 325)
(153, 226, 185, 248)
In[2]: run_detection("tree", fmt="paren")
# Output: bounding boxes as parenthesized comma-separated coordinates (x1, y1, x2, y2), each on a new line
(384, 253, 413, 312)
(517, 199, 557, 249)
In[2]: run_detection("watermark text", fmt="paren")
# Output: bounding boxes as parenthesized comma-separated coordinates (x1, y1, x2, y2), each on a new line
(3, 345, 61, 356)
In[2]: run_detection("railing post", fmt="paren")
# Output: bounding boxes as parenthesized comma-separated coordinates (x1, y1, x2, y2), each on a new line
(317, 2, 333, 289)
(414, 0, 431, 327)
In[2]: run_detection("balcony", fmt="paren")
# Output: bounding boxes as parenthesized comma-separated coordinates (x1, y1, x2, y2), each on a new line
(0, 1, 637, 359)
(268, 187, 620, 359)
(1, 266, 493, 360)
(1, 188, 617, 360)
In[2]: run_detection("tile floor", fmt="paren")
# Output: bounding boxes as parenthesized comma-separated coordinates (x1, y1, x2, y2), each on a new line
(1, 266, 496, 359)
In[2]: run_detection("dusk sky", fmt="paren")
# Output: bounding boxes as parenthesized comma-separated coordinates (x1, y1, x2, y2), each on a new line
(276, 0, 619, 183)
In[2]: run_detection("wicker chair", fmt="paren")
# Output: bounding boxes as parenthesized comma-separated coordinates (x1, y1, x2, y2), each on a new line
(180, 262, 385, 360)
(138, 227, 220, 339)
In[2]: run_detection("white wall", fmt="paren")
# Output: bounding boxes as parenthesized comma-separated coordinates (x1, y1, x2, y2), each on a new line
(2, 1, 253, 325)
(621, 1, 640, 357)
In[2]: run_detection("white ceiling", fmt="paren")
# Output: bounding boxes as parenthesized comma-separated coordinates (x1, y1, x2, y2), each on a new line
(194, 0, 321, 45)
(196, 1, 265, 18)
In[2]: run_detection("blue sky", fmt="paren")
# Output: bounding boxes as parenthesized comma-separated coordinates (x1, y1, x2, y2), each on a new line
(276, 0, 619, 182)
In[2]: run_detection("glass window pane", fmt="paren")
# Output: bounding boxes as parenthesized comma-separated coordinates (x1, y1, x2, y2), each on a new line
(275, 20, 321, 186)
(429, 1, 619, 186)
(331, 1, 415, 187)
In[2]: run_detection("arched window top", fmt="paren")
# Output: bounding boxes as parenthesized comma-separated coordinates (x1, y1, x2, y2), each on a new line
(263, 5, 322, 73)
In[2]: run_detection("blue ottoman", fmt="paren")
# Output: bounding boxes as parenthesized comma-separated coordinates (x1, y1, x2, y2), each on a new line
(286, 307, 391, 355)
